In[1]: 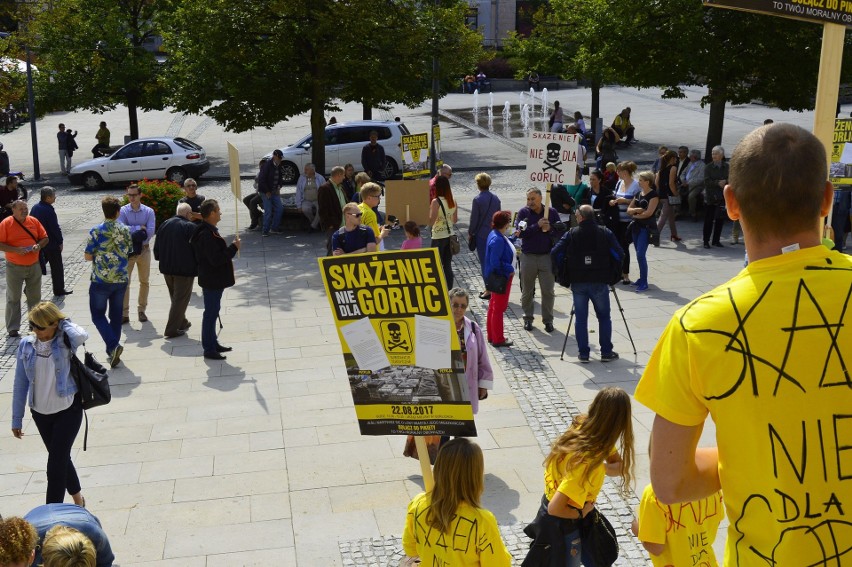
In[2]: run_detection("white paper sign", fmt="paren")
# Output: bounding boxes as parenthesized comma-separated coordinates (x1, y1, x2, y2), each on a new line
(340, 317, 390, 371)
(414, 314, 451, 370)
(525, 132, 581, 185)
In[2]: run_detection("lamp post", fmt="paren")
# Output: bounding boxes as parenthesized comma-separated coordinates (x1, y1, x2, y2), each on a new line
(25, 45, 39, 180)
(429, 0, 439, 177)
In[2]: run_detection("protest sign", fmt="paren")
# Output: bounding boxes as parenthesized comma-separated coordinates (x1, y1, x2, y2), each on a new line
(525, 132, 581, 186)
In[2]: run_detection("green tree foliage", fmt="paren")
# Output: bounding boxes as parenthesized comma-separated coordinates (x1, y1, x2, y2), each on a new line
(19, 0, 170, 140)
(164, 0, 485, 173)
(507, 0, 852, 156)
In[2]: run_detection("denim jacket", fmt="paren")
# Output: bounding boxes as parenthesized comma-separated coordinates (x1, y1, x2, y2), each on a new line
(12, 319, 89, 429)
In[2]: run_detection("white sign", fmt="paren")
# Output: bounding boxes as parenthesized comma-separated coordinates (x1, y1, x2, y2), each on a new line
(525, 132, 581, 185)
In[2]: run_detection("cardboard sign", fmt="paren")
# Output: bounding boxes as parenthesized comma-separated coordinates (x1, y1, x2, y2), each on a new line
(525, 132, 581, 185)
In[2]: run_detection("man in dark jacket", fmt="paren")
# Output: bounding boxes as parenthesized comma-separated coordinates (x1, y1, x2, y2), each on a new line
(153, 203, 198, 338)
(189, 199, 240, 360)
(360, 130, 386, 183)
(30, 186, 72, 296)
(317, 166, 347, 255)
(258, 149, 284, 236)
(551, 205, 623, 363)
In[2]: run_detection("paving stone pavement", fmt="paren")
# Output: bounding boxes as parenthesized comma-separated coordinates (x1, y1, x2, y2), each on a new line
(0, 88, 828, 565)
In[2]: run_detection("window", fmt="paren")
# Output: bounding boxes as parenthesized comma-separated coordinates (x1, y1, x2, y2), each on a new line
(144, 142, 172, 156)
(466, 7, 478, 30)
(112, 142, 143, 160)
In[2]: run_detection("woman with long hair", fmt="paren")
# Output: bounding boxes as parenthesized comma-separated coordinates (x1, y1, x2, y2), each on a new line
(11, 301, 88, 506)
(484, 211, 515, 348)
(526, 387, 635, 567)
(429, 175, 458, 288)
(403, 438, 511, 566)
(609, 161, 640, 284)
(655, 150, 681, 241)
(627, 171, 660, 292)
(589, 169, 618, 232)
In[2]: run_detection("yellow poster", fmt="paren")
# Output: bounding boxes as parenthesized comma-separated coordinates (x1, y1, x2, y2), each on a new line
(318, 248, 476, 436)
(830, 118, 852, 185)
(401, 133, 430, 179)
(433, 124, 443, 169)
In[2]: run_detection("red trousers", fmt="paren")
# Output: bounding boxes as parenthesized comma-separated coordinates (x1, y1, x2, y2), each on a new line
(486, 273, 513, 343)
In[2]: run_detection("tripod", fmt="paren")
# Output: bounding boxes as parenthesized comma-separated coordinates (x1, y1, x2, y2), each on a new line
(559, 284, 636, 360)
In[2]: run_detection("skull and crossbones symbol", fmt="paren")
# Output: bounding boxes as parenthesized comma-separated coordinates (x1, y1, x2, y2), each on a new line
(542, 143, 562, 173)
(386, 322, 409, 351)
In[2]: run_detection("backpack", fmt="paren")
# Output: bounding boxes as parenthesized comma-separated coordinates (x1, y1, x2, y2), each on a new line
(555, 225, 621, 288)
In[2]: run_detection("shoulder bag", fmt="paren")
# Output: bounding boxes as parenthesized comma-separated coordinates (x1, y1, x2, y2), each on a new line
(63, 333, 111, 450)
(579, 508, 618, 566)
(13, 217, 46, 274)
(437, 198, 460, 255)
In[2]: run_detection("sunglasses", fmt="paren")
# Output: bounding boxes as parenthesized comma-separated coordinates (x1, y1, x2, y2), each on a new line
(29, 320, 48, 331)
(127, 193, 140, 197)
(347, 212, 363, 218)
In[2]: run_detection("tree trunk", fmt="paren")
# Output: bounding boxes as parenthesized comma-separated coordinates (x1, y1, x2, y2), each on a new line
(363, 103, 372, 120)
(704, 87, 727, 161)
(311, 94, 327, 175)
(590, 77, 601, 142)
(127, 91, 140, 140)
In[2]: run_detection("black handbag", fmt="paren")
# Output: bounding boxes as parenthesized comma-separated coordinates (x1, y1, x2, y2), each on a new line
(579, 508, 618, 566)
(63, 333, 111, 450)
(485, 272, 508, 294)
(437, 198, 460, 255)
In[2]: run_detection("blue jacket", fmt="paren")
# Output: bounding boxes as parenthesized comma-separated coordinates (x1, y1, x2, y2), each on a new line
(12, 319, 88, 429)
(484, 229, 515, 279)
(30, 201, 63, 251)
(25, 503, 115, 567)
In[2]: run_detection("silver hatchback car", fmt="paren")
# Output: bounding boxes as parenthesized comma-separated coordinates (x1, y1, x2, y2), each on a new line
(270, 120, 409, 184)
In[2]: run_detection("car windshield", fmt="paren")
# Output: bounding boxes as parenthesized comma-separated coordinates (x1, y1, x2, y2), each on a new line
(173, 137, 203, 151)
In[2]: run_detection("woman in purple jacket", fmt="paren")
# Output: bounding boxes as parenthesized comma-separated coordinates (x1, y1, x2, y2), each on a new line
(449, 287, 494, 415)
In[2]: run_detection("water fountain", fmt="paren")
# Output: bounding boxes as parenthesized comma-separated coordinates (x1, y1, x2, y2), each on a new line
(529, 88, 536, 115)
(472, 89, 480, 115)
(501, 101, 511, 121)
(541, 88, 549, 123)
(519, 92, 525, 114)
(487, 95, 494, 129)
(521, 103, 530, 131)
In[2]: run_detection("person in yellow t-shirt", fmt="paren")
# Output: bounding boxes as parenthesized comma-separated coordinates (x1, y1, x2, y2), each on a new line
(636, 123, 852, 567)
(633, 483, 724, 567)
(357, 182, 389, 250)
(524, 387, 635, 567)
(402, 438, 511, 567)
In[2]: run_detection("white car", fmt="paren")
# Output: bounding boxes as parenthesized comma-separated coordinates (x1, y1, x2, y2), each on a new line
(269, 120, 409, 184)
(69, 137, 210, 189)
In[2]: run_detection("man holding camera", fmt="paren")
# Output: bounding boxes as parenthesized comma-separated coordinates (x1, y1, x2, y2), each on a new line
(551, 205, 623, 362)
(516, 188, 564, 332)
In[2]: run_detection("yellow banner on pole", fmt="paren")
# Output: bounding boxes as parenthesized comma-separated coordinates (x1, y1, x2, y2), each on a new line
(317, 248, 476, 437)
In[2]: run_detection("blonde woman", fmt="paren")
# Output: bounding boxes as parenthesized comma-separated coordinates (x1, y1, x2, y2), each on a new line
(41, 525, 95, 567)
(11, 301, 88, 506)
(525, 387, 635, 566)
(627, 171, 660, 292)
(402, 438, 511, 566)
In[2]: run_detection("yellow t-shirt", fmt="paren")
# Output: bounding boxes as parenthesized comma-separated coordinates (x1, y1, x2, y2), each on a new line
(357, 203, 379, 243)
(637, 484, 724, 567)
(402, 492, 512, 567)
(635, 245, 852, 567)
(543, 452, 607, 506)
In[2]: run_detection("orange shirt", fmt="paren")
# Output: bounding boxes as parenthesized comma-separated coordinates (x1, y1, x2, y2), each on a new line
(0, 215, 47, 266)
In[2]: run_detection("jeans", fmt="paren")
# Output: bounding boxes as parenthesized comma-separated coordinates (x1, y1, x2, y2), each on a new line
(243, 193, 263, 228)
(614, 221, 631, 278)
(571, 282, 612, 357)
(58, 149, 71, 173)
(564, 528, 596, 567)
(202, 288, 223, 354)
(89, 281, 126, 355)
(656, 200, 678, 238)
(632, 227, 650, 287)
(261, 193, 283, 233)
(703, 204, 725, 245)
(31, 395, 82, 504)
(486, 273, 513, 343)
(5, 262, 42, 333)
(41, 248, 66, 294)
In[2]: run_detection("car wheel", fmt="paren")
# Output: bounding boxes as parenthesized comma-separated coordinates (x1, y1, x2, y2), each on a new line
(81, 172, 104, 190)
(166, 167, 187, 184)
(280, 161, 298, 184)
(383, 157, 399, 180)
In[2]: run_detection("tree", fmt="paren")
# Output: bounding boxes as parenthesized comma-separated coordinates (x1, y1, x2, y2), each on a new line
(506, 0, 852, 157)
(18, 0, 171, 140)
(164, 0, 485, 174)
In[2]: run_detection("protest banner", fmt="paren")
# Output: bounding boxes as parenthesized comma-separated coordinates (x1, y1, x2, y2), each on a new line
(525, 132, 581, 186)
(830, 118, 852, 184)
(401, 133, 430, 179)
(318, 248, 476, 438)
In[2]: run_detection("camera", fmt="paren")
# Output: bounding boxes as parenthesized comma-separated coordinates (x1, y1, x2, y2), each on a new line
(518, 220, 528, 231)
(385, 214, 400, 229)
